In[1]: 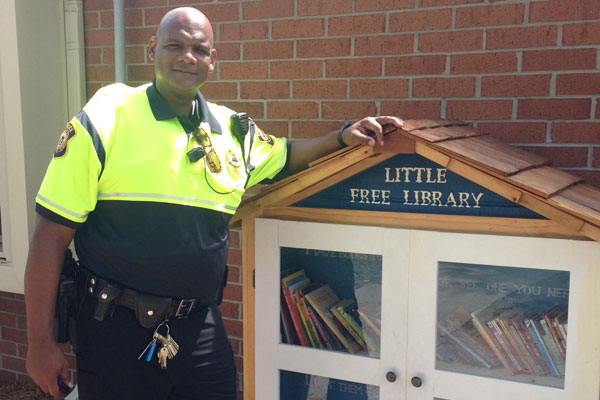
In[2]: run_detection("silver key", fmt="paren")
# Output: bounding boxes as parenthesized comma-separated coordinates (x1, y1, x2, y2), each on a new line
(154, 332, 179, 359)
(157, 345, 169, 369)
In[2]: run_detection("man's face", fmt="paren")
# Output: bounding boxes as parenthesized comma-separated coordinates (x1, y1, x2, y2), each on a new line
(149, 13, 216, 98)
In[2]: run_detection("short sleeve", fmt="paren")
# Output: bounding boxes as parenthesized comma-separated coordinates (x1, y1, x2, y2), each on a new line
(244, 123, 288, 189)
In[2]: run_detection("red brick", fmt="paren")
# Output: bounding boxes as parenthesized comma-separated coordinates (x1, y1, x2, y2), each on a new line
(16, 316, 26, 331)
(381, 100, 442, 119)
(450, 52, 517, 74)
(446, 100, 513, 120)
(143, 7, 173, 26)
(87, 84, 102, 100)
(83, 0, 114, 12)
(219, 62, 268, 80)
(0, 340, 17, 356)
(0, 369, 16, 382)
(124, 0, 166, 7)
(223, 316, 243, 339)
(100, 10, 142, 28)
(219, 301, 241, 319)
(413, 77, 475, 98)
(0, 292, 18, 299)
(321, 101, 377, 120)
(481, 74, 551, 97)
(0, 312, 17, 328)
(195, 3, 240, 23)
(272, 18, 325, 39)
(530, 0, 600, 23)
(355, 0, 414, 12)
(271, 60, 323, 79)
(84, 12, 100, 29)
(219, 22, 269, 41)
(255, 121, 288, 138)
(215, 42, 241, 61)
(389, 9, 452, 32)
(523, 49, 597, 71)
(563, 22, 600, 45)
(456, 4, 524, 28)
(126, 27, 158, 45)
(328, 14, 386, 36)
(298, 0, 352, 15)
(222, 283, 242, 304)
(518, 98, 592, 120)
(0, 299, 25, 315)
(292, 121, 343, 139)
(85, 47, 102, 64)
(201, 82, 238, 100)
(242, 0, 294, 20)
(1, 356, 26, 374)
(386, 55, 446, 76)
(216, 101, 264, 119)
(297, 38, 351, 58)
(349, 79, 409, 98)
(594, 148, 600, 168)
(243, 41, 293, 60)
(325, 58, 382, 78)
(1, 328, 27, 345)
(229, 338, 241, 356)
(127, 65, 154, 82)
(84, 29, 114, 46)
(293, 80, 347, 99)
(520, 146, 588, 168)
(229, 230, 240, 249)
(227, 249, 242, 266)
(103, 46, 146, 64)
(569, 169, 600, 188)
(477, 122, 548, 143)
(421, 0, 483, 6)
(486, 26, 558, 49)
(419, 31, 483, 52)
(551, 122, 600, 143)
(355, 34, 414, 56)
(227, 265, 241, 285)
(556, 73, 600, 95)
(241, 81, 289, 99)
(267, 101, 319, 119)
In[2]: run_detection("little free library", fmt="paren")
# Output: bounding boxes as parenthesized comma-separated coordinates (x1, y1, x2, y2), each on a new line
(231, 120, 600, 400)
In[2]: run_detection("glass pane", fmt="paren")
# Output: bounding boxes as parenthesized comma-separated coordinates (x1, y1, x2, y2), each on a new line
(280, 247, 382, 359)
(436, 262, 569, 388)
(280, 370, 380, 400)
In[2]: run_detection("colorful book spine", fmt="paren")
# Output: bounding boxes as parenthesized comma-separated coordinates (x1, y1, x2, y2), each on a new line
(307, 306, 333, 350)
(281, 287, 309, 347)
(438, 323, 494, 368)
(525, 318, 560, 377)
(540, 319, 565, 376)
(544, 313, 566, 361)
(511, 317, 549, 375)
(446, 317, 497, 364)
(339, 306, 379, 353)
(331, 302, 367, 351)
(497, 318, 533, 374)
(509, 324, 541, 375)
(295, 295, 320, 348)
(489, 320, 524, 373)
(471, 312, 517, 376)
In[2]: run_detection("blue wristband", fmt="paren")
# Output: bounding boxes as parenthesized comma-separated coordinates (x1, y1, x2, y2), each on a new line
(337, 122, 351, 147)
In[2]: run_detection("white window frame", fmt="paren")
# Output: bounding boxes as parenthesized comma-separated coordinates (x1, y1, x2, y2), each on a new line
(0, 0, 31, 293)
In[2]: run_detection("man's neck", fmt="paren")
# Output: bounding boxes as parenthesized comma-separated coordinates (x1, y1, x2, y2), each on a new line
(155, 82, 198, 116)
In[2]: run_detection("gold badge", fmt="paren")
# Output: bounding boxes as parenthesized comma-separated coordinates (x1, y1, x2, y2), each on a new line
(226, 149, 243, 173)
(256, 128, 274, 145)
(54, 122, 76, 158)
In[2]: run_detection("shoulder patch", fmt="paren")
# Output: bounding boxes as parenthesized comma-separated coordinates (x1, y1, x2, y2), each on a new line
(256, 128, 274, 146)
(54, 122, 76, 158)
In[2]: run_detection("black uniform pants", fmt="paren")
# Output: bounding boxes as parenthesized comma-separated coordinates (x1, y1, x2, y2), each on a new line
(73, 297, 237, 400)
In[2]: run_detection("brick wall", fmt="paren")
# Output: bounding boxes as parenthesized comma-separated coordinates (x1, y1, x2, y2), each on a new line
(1, 0, 599, 396)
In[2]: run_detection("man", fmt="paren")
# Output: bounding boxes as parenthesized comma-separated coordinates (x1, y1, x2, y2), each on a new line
(24, 7, 403, 400)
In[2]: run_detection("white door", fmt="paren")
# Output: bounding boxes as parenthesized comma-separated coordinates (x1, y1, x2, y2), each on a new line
(255, 219, 410, 400)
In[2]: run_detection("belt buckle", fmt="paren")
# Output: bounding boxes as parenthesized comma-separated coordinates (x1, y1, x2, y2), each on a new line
(175, 299, 196, 318)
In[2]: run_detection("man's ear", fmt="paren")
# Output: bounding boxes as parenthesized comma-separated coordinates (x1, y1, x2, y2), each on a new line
(208, 48, 217, 73)
(148, 36, 157, 62)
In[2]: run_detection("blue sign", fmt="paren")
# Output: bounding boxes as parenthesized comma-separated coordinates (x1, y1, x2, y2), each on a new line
(294, 154, 542, 219)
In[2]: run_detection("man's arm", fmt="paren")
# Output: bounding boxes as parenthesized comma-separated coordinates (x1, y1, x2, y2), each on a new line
(286, 116, 404, 174)
(25, 214, 76, 398)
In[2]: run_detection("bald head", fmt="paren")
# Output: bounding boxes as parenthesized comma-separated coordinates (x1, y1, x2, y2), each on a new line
(157, 7, 214, 48)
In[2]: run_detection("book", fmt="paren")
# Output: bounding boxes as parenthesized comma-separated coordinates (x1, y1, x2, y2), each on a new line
(539, 317, 565, 376)
(471, 309, 517, 376)
(331, 299, 368, 351)
(544, 308, 566, 360)
(488, 319, 525, 373)
(338, 300, 380, 354)
(304, 285, 361, 354)
(280, 294, 299, 345)
(306, 304, 333, 350)
(496, 314, 533, 374)
(281, 271, 310, 347)
(524, 317, 560, 377)
(294, 290, 321, 348)
(281, 269, 307, 288)
(438, 322, 495, 369)
(510, 315, 549, 376)
(445, 314, 497, 363)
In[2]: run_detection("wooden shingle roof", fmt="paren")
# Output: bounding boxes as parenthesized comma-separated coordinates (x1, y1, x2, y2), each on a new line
(232, 120, 600, 243)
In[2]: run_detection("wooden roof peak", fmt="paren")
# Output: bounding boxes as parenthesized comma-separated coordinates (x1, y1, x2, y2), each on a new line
(232, 119, 600, 243)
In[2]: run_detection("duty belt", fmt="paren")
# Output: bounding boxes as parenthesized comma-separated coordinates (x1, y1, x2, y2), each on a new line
(86, 275, 215, 329)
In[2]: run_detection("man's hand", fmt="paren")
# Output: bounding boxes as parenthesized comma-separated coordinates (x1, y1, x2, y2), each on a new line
(339, 116, 404, 147)
(26, 341, 73, 398)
